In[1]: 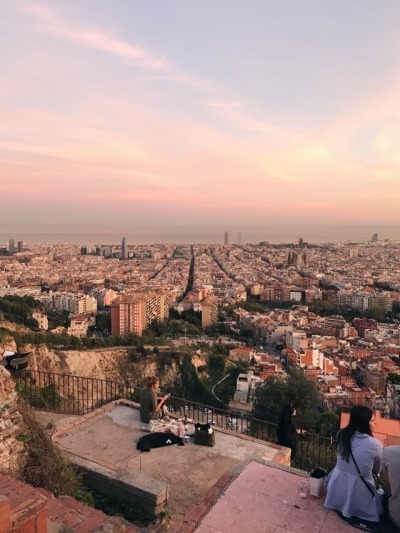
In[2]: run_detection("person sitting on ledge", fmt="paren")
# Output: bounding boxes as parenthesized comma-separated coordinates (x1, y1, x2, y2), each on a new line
(0, 348, 31, 371)
(324, 405, 383, 525)
(140, 376, 170, 424)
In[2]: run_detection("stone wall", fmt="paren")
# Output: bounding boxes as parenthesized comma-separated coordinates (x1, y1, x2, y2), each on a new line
(0, 367, 27, 477)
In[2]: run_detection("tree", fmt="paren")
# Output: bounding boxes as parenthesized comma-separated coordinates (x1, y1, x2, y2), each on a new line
(252, 369, 320, 430)
(317, 412, 340, 437)
(208, 355, 225, 374)
(388, 373, 400, 385)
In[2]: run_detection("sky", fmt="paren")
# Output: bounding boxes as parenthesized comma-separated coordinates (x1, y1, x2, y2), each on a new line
(1, 1, 400, 236)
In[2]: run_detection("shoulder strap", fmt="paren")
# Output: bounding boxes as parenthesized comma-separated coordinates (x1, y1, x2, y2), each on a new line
(350, 448, 375, 498)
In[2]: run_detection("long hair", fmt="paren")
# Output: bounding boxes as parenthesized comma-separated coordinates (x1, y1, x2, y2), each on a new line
(337, 405, 373, 462)
(146, 376, 160, 388)
(278, 403, 295, 424)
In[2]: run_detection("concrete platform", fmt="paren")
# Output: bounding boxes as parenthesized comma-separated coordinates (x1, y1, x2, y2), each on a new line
(195, 461, 359, 533)
(44, 401, 288, 524)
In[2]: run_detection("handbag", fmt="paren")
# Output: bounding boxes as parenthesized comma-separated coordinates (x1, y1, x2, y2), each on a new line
(194, 423, 215, 447)
(350, 449, 376, 498)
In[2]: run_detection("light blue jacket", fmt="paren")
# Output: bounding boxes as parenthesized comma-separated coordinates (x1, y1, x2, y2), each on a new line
(324, 432, 383, 522)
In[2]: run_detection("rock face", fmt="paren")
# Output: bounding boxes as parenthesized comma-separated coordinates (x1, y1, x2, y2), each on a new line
(0, 366, 27, 477)
(28, 345, 185, 388)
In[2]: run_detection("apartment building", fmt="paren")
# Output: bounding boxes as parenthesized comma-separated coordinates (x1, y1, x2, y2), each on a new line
(32, 310, 48, 330)
(111, 295, 144, 336)
(387, 382, 400, 419)
(201, 295, 218, 328)
(111, 289, 170, 336)
(45, 292, 97, 315)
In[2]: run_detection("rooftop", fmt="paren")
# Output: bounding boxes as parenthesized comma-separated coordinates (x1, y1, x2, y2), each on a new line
(341, 410, 400, 447)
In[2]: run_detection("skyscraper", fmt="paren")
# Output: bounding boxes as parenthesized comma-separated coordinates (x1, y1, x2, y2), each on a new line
(224, 231, 229, 245)
(121, 236, 127, 259)
(237, 232, 242, 245)
(17, 241, 23, 252)
(8, 239, 15, 255)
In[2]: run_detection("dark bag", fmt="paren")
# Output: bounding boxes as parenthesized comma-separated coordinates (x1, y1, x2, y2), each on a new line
(194, 423, 215, 447)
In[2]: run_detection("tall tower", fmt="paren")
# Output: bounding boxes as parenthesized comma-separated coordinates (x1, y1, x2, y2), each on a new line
(8, 239, 15, 255)
(224, 231, 229, 245)
(17, 241, 24, 252)
(121, 236, 127, 259)
(237, 232, 242, 245)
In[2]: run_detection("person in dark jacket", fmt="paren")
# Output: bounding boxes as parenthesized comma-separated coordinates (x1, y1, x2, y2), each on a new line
(276, 403, 305, 459)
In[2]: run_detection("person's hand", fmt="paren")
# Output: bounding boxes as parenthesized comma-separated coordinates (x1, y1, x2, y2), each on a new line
(162, 394, 169, 402)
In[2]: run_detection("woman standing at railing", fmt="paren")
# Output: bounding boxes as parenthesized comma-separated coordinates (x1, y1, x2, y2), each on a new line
(324, 405, 383, 526)
(276, 403, 306, 459)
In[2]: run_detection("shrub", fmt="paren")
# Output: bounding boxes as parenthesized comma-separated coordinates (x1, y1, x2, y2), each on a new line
(18, 404, 93, 505)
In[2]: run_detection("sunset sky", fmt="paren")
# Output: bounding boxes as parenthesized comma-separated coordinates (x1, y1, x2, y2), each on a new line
(1, 1, 400, 234)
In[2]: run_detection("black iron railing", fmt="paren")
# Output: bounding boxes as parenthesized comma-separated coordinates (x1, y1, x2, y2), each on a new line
(15, 370, 337, 471)
(15, 370, 138, 415)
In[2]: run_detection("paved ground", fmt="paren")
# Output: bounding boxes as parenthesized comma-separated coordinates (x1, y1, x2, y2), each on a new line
(39, 403, 286, 524)
(195, 461, 359, 533)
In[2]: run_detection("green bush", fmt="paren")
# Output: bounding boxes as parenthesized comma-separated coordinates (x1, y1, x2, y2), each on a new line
(19, 404, 93, 505)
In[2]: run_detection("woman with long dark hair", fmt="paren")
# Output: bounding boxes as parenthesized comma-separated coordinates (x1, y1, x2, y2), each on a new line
(139, 376, 169, 424)
(324, 405, 383, 523)
(276, 403, 305, 459)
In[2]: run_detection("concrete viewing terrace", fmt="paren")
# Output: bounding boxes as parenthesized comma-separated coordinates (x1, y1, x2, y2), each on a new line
(39, 400, 287, 526)
(32, 399, 371, 532)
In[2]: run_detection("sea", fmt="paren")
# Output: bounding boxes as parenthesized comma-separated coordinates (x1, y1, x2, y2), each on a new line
(1, 224, 400, 246)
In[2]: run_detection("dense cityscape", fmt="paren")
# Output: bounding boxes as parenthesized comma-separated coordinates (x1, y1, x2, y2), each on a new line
(2, 1, 400, 529)
(1, 234, 400, 423)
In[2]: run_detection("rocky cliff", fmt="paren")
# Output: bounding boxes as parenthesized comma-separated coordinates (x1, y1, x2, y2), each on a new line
(0, 366, 27, 477)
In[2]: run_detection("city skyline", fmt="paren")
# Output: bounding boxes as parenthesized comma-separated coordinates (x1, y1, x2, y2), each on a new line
(2, 1, 400, 230)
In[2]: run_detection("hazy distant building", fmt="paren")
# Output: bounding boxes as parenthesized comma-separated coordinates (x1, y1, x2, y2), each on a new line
(8, 239, 15, 255)
(121, 236, 127, 259)
(371, 233, 378, 242)
(237, 232, 242, 245)
(298, 237, 304, 247)
(96, 246, 112, 258)
(288, 250, 307, 268)
(224, 231, 229, 245)
(17, 241, 24, 253)
(349, 247, 359, 258)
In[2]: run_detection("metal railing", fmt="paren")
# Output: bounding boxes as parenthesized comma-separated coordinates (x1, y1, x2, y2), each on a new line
(15, 370, 337, 472)
(15, 370, 138, 415)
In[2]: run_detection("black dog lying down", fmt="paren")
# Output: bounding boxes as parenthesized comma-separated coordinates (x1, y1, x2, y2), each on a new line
(137, 432, 185, 452)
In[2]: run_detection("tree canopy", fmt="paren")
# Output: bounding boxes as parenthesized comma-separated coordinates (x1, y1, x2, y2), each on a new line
(251, 368, 320, 430)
